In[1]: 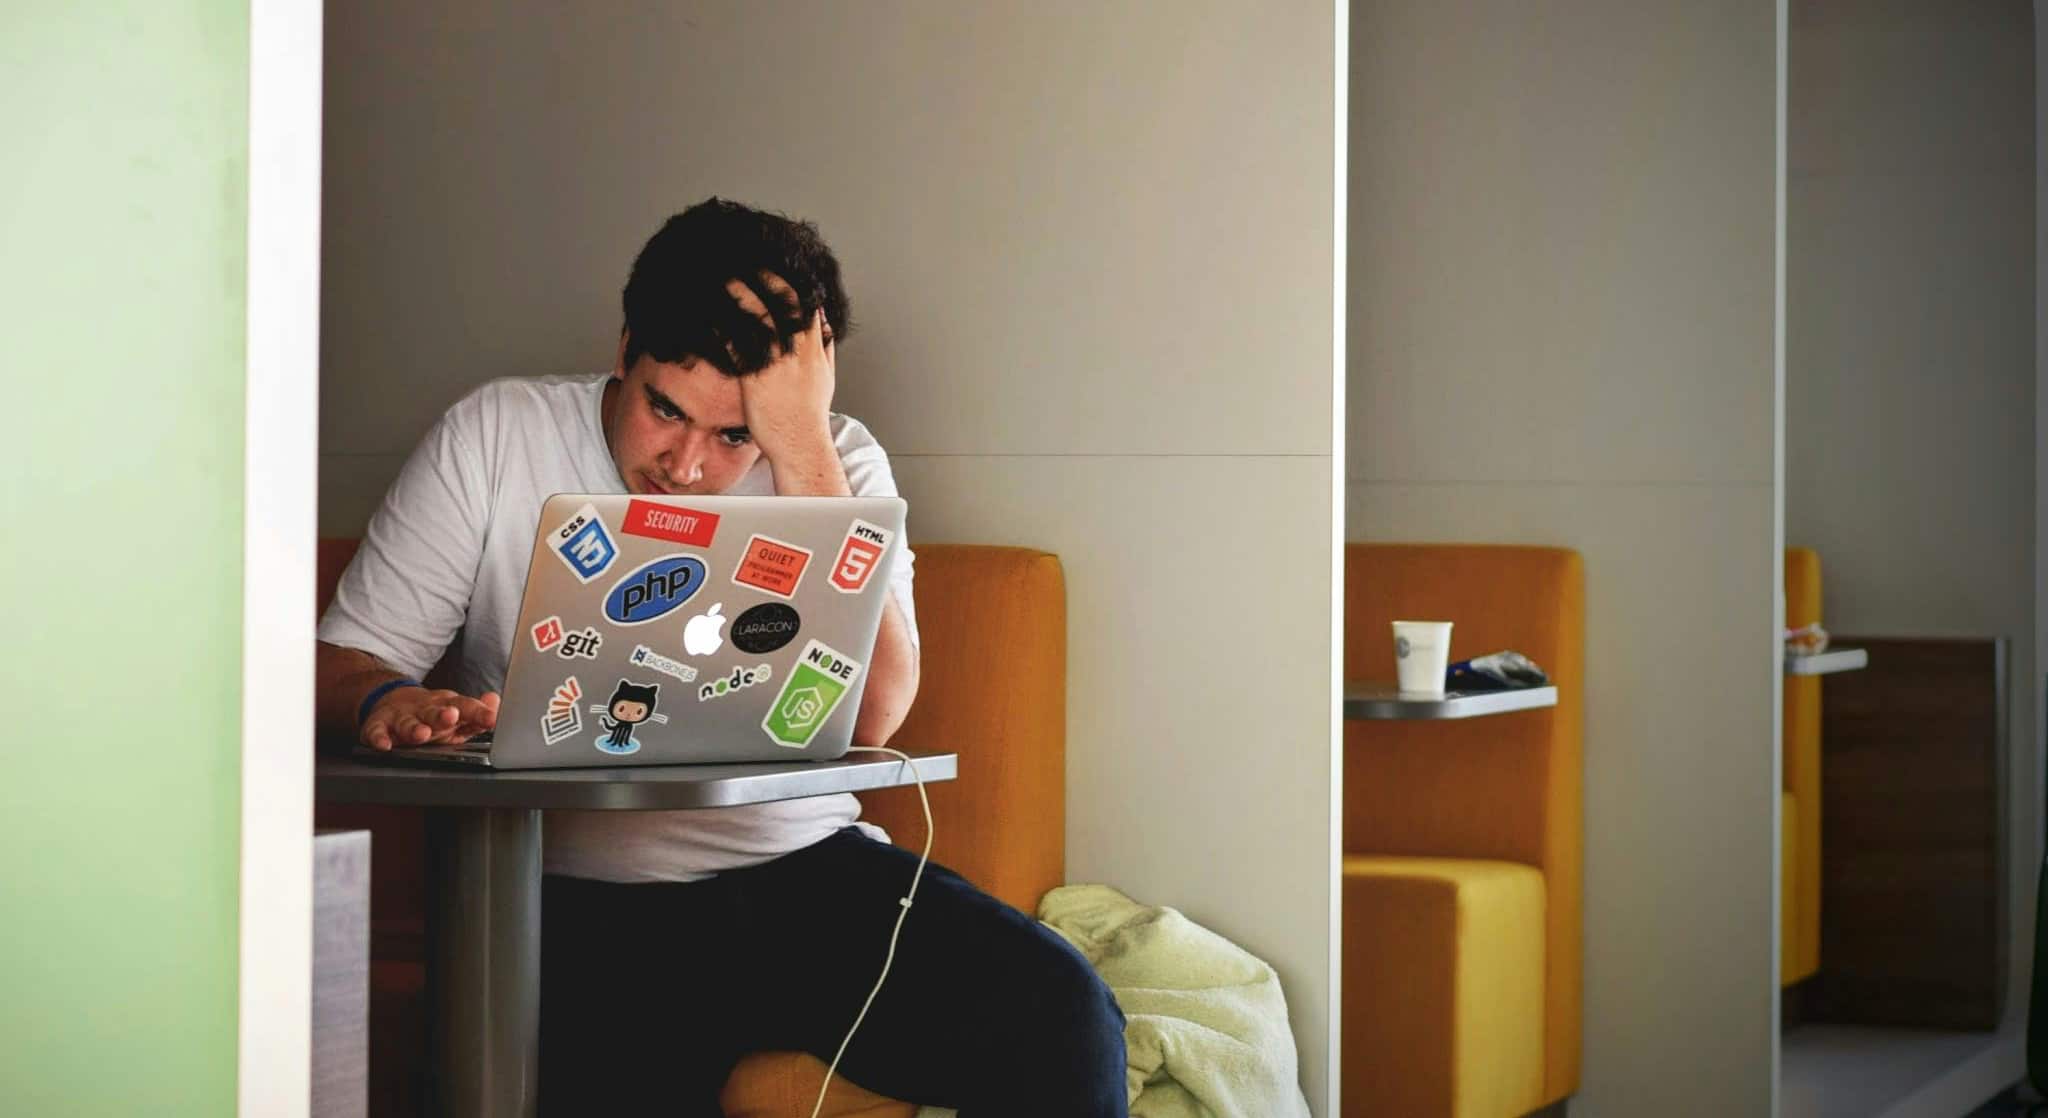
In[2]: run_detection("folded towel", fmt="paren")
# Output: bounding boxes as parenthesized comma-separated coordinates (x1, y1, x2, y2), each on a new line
(1038, 884, 1314, 1118)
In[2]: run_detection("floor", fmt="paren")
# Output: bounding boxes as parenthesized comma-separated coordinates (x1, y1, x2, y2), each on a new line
(1781, 1024, 2018, 1118)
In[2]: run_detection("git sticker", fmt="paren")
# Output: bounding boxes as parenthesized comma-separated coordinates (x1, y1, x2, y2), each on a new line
(829, 519, 893, 594)
(731, 535, 812, 600)
(762, 639, 863, 749)
(531, 615, 565, 653)
(550, 502, 618, 583)
(621, 499, 720, 547)
(541, 677, 583, 745)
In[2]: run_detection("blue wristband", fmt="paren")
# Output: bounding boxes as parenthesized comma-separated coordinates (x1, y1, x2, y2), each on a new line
(357, 678, 424, 729)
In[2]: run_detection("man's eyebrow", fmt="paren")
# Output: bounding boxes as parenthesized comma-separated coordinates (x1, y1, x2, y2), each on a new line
(643, 382, 747, 437)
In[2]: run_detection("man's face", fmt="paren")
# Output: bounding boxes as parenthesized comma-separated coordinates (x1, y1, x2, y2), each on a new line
(603, 349, 762, 496)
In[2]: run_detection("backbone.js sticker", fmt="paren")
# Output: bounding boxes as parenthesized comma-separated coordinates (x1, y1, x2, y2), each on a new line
(763, 639, 863, 749)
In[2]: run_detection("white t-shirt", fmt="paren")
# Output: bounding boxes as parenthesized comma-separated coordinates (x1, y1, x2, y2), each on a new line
(318, 373, 918, 882)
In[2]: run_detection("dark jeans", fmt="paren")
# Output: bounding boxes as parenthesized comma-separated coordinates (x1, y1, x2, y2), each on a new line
(539, 827, 1128, 1116)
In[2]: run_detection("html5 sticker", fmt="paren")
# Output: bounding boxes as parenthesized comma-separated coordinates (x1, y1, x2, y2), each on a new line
(829, 519, 893, 594)
(620, 499, 720, 547)
(731, 534, 812, 600)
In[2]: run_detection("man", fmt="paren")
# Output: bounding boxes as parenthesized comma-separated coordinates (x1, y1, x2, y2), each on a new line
(315, 199, 1127, 1115)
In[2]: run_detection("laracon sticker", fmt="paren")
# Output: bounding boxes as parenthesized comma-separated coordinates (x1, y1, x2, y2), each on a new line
(629, 644, 697, 684)
(531, 615, 566, 653)
(542, 677, 583, 745)
(830, 519, 893, 594)
(604, 554, 708, 625)
(621, 499, 720, 547)
(730, 602, 801, 654)
(697, 662, 773, 702)
(558, 626, 602, 659)
(590, 678, 667, 755)
(731, 534, 812, 600)
(762, 639, 863, 749)
(550, 503, 618, 584)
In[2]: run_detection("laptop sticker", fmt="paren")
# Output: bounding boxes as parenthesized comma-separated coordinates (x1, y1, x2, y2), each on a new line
(604, 554, 708, 626)
(731, 534, 812, 599)
(829, 519, 893, 594)
(730, 602, 801, 654)
(541, 676, 583, 745)
(629, 644, 698, 684)
(682, 603, 727, 656)
(762, 640, 863, 749)
(697, 662, 773, 702)
(620, 499, 720, 547)
(550, 502, 618, 583)
(590, 679, 667, 755)
(558, 626, 603, 659)
(531, 615, 566, 653)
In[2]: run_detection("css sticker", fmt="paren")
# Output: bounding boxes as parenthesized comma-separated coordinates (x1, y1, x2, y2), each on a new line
(730, 602, 801, 654)
(629, 644, 697, 684)
(697, 662, 774, 702)
(762, 639, 863, 749)
(558, 626, 602, 659)
(541, 676, 583, 745)
(550, 502, 618, 583)
(589, 678, 667, 755)
(621, 499, 720, 547)
(604, 554, 707, 626)
(531, 615, 565, 653)
(830, 519, 893, 594)
(731, 535, 812, 599)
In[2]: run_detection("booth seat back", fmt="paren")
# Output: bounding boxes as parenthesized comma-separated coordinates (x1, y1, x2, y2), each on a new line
(1783, 547, 1822, 983)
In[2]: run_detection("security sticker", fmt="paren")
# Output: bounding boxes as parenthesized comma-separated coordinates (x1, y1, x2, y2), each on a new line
(589, 678, 667, 755)
(558, 626, 602, 659)
(629, 644, 698, 684)
(541, 677, 583, 745)
(550, 502, 618, 584)
(731, 535, 812, 599)
(762, 640, 863, 749)
(829, 519, 893, 594)
(697, 662, 773, 702)
(621, 499, 720, 547)
(531, 615, 565, 653)
(730, 602, 801, 654)
(604, 554, 708, 625)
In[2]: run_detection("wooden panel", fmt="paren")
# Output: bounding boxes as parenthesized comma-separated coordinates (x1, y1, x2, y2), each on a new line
(313, 830, 371, 1118)
(1807, 637, 2007, 1030)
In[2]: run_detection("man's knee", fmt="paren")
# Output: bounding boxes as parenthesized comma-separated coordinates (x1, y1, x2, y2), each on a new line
(1011, 927, 1126, 1072)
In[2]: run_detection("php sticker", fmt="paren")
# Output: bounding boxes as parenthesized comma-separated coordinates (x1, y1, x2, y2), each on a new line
(621, 499, 720, 547)
(604, 554, 708, 626)
(531, 615, 565, 653)
(697, 662, 773, 702)
(762, 639, 863, 749)
(731, 534, 812, 599)
(558, 626, 602, 659)
(830, 519, 893, 594)
(541, 676, 583, 745)
(589, 678, 667, 755)
(629, 644, 698, 684)
(730, 602, 801, 654)
(550, 502, 618, 583)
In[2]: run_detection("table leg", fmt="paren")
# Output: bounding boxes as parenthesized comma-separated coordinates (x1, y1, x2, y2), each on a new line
(425, 807, 542, 1118)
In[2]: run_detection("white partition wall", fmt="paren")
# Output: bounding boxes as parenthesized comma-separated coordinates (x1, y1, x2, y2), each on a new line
(322, 2, 1344, 1109)
(1348, 2, 1783, 1114)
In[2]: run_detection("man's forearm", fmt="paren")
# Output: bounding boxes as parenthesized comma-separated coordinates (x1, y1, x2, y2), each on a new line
(315, 640, 410, 746)
(854, 597, 919, 747)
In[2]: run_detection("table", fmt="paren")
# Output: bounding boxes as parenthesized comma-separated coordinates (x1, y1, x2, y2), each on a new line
(314, 751, 958, 1118)
(1785, 648, 1869, 676)
(1344, 684, 1558, 720)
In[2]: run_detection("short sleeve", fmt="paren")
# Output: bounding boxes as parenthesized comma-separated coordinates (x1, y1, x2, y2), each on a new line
(836, 427, 920, 651)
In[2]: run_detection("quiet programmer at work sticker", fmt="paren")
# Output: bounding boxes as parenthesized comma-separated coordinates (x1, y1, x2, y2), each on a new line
(731, 535, 812, 600)
(762, 640, 863, 749)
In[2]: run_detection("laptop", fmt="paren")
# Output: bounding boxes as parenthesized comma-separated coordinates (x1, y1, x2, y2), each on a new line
(357, 493, 906, 769)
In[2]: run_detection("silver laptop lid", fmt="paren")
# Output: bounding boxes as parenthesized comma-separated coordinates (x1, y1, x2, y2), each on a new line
(490, 494, 906, 768)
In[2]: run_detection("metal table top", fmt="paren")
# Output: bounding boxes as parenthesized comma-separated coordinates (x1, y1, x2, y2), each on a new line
(1784, 648, 1868, 676)
(1344, 685, 1559, 721)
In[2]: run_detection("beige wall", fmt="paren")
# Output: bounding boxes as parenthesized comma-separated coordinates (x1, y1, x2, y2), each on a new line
(322, 0, 1342, 1109)
(1788, 0, 2037, 1030)
(1348, 2, 1781, 1113)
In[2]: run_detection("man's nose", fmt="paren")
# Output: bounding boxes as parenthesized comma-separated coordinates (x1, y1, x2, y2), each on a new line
(662, 431, 709, 486)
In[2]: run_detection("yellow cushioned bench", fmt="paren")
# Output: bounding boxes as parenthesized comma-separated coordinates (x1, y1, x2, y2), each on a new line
(1782, 547, 1822, 986)
(1343, 544, 1583, 1118)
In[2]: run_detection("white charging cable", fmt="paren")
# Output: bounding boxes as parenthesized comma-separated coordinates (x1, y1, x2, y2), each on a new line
(810, 746, 933, 1118)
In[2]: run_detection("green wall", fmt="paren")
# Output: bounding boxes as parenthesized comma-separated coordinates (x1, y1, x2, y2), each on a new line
(0, 4, 248, 1113)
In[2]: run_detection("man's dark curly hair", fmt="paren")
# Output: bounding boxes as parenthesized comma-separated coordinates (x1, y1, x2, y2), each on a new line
(620, 198, 853, 377)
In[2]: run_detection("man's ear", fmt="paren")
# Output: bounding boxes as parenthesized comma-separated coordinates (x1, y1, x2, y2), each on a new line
(613, 330, 632, 379)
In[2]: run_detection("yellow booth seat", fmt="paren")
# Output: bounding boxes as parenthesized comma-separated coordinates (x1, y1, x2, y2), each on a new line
(1782, 547, 1822, 985)
(1344, 544, 1584, 1118)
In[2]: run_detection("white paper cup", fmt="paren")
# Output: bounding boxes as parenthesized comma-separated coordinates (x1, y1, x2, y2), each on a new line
(1393, 620, 1454, 697)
